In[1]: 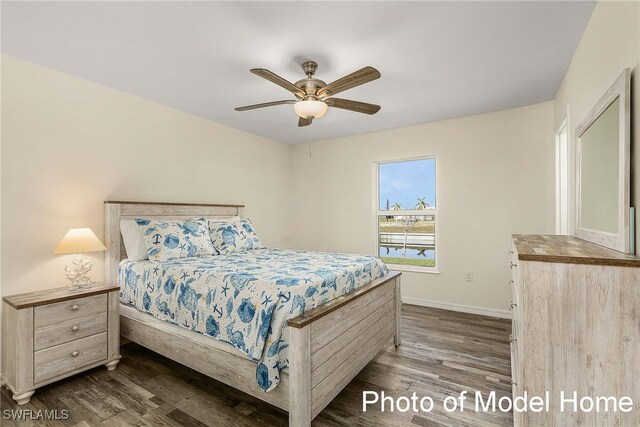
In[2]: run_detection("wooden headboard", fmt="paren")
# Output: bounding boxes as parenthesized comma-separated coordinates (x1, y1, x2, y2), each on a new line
(104, 201, 244, 284)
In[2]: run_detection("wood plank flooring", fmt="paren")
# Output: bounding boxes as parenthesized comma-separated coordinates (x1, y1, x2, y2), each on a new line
(1, 305, 512, 426)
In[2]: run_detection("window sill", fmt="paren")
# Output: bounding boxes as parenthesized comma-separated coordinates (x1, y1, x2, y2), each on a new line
(386, 264, 440, 274)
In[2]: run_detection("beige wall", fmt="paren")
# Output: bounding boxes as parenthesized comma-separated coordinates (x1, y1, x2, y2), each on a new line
(1, 55, 291, 297)
(290, 102, 555, 315)
(554, 0, 640, 239)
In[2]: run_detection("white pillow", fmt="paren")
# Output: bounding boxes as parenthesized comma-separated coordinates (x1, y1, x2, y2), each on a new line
(120, 219, 149, 261)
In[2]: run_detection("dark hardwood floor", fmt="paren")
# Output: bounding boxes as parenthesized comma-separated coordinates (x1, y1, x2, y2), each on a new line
(1, 305, 512, 426)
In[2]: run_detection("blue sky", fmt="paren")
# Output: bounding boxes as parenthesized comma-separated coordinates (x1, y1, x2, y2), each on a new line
(379, 158, 436, 210)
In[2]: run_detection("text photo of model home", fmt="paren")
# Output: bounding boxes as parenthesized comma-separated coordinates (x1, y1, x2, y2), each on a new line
(1, 1, 638, 426)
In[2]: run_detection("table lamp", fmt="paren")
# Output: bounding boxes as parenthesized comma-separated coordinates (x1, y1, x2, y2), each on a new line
(53, 227, 106, 288)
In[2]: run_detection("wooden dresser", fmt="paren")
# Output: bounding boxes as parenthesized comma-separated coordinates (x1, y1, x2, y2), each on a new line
(510, 235, 640, 426)
(2, 284, 120, 405)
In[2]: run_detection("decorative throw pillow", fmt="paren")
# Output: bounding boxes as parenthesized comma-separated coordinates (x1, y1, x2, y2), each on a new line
(208, 218, 265, 254)
(136, 218, 216, 262)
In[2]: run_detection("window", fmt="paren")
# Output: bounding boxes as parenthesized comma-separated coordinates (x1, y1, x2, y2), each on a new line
(555, 120, 569, 234)
(376, 157, 437, 270)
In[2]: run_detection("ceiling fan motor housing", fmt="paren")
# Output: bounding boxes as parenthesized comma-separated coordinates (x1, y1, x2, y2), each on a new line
(295, 78, 327, 99)
(295, 61, 327, 99)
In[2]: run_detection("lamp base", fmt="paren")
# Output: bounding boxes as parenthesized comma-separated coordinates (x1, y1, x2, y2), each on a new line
(64, 253, 96, 288)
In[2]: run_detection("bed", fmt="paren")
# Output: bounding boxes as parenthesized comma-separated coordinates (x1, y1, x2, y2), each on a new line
(104, 201, 401, 426)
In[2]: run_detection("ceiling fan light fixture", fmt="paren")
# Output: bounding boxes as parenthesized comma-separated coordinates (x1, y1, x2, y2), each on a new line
(294, 99, 328, 119)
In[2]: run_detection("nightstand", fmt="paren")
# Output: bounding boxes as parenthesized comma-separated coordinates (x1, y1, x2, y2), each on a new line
(1, 284, 120, 405)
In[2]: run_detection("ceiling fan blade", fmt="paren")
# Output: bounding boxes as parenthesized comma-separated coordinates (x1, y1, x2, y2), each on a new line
(325, 98, 381, 115)
(250, 69, 305, 97)
(235, 100, 296, 111)
(298, 117, 313, 127)
(317, 66, 380, 98)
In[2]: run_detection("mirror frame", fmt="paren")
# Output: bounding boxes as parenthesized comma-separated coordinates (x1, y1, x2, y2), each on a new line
(575, 68, 631, 253)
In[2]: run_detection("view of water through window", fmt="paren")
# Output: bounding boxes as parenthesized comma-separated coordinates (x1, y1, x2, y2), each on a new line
(377, 158, 436, 268)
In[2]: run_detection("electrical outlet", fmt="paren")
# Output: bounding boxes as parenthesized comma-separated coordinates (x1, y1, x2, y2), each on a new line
(465, 272, 473, 282)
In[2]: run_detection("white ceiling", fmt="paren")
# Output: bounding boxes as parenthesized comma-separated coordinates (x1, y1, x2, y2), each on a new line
(1, 1, 595, 144)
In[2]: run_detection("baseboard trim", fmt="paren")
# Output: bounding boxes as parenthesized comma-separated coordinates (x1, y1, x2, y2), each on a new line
(402, 296, 512, 319)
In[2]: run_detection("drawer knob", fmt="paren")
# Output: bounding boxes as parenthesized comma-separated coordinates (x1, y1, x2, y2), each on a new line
(509, 335, 517, 343)
(70, 351, 79, 358)
(509, 301, 517, 310)
(71, 325, 79, 332)
(509, 280, 514, 285)
(510, 262, 517, 268)
(512, 381, 517, 386)
(70, 304, 79, 311)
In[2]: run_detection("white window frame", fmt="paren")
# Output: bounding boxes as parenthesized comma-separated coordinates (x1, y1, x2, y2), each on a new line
(555, 119, 569, 234)
(373, 155, 440, 274)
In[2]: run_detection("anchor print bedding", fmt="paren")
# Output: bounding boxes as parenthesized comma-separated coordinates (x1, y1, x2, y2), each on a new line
(118, 248, 388, 392)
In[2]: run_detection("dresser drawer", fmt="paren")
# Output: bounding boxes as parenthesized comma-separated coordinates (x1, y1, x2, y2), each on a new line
(34, 313, 107, 351)
(34, 332, 107, 384)
(35, 294, 106, 328)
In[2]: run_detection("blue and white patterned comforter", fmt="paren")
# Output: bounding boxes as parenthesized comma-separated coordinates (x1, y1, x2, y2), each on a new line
(118, 248, 388, 392)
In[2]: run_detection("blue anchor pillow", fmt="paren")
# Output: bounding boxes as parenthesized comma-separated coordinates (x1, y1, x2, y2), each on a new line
(208, 218, 265, 254)
(136, 218, 216, 262)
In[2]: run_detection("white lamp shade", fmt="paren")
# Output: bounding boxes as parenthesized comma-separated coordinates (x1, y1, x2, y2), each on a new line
(294, 100, 328, 119)
(53, 228, 107, 254)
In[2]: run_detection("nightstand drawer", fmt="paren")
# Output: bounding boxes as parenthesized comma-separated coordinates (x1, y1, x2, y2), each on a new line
(34, 313, 107, 351)
(35, 294, 106, 328)
(34, 332, 107, 384)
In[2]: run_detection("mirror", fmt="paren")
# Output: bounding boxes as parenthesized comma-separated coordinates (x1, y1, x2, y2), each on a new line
(575, 69, 631, 253)
(579, 99, 620, 233)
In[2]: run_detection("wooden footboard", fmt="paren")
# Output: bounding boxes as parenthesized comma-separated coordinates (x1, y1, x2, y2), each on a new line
(287, 271, 402, 426)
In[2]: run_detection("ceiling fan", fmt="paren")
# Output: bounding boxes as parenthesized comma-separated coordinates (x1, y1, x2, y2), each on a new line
(235, 60, 381, 127)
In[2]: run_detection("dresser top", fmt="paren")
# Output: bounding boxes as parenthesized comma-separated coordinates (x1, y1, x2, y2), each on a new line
(2, 283, 119, 309)
(512, 234, 640, 267)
